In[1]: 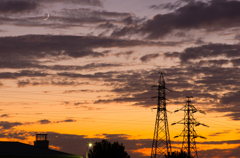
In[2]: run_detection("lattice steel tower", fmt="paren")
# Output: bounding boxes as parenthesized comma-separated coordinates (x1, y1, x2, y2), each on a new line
(172, 96, 208, 158)
(150, 73, 171, 158)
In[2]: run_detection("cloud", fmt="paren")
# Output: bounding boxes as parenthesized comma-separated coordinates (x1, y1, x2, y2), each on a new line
(37, 119, 77, 125)
(63, 89, 105, 94)
(37, 119, 51, 124)
(164, 52, 181, 58)
(164, 43, 240, 64)
(0, 114, 10, 118)
(179, 44, 240, 63)
(97, 22, 115, 29)
(198, 145, 240, 158)
(78, 106, 103, 110)
(59, 0, 102, 6)
(140, 53, 160, 62)
(231, 58, 240, 66)
(0, 35, 161, 70)
(0, 121, 23, 129)
(55, 119, 77, 123)
(149, 1, 183, 11)
(0, 70, 48, 79)
(1, 36, 239, 118)
(17, 79, 90, 87)
(48, 63, 123, 71)
(112, 0, 240, 38)
(209, 90, 240, 120)
(0, 0, 38, 14)
(45, 0, 103, 6)
(55, 9, 140, 29)
(114, 51, 134, 59)
(1, 7, 135, 29)
(94, 90, 156, 107)
(0, 0, 102, 15)
(208, 130, 232, 137)
(55, 67, 220, 107)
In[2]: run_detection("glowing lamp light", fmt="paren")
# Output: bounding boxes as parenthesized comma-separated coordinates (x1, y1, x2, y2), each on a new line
(89, 143, 92, 147)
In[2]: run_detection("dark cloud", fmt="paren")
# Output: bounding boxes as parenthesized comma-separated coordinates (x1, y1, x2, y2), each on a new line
(3, 8, 133, 29)
(0, 0, 102, 15)
(62, 89, 107, 95)
(164, 52, 181, 58)
(194, 37, 206, 45)
(150, 1, 182, 11)
(47, 63, 122, 71)
(231, 58, 240, 66)
(197, 139, 240, 145)
(209, 90, 240, 120)
(63, 90, 94, 94)
(112, 0, 240, 38)
(98, 22, 115, 29)
(0, 114, 10, 118)
(73, 102, 88, 106)
(17, 79, 89, 87)
(37, 119, 77, 124)
(77, 106, 103, 110)
(190, 59, 229, 67)
(220, 91, 240, 105)
(0, 0, 38, 14)
(0, 70, 48, 79)
(235, 34, 240, 40)
(208, 130, 231, 137)
(37, 119, 51, 124)
(7, 131, 35, 140)
(140, 53, 160, 62)
(56, 9, 136, 28)
(55, 67, 217, 107)
(0, 121, 23, 129)
(56, 65, 240, 117)
(0, 35, 161, 70)
(61, 119, 76, 122)
(164, 43, 240, 63)
(91, 10, 131, 18)
(94, 96, 155, 107)
(1, 36, 240, 119)
(114, 51, 134, 57)
(53, 0, 103, 6)
(198, 145, 240, 158)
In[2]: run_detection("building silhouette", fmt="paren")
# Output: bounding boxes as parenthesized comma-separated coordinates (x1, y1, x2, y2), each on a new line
(0, 134, 82, 158)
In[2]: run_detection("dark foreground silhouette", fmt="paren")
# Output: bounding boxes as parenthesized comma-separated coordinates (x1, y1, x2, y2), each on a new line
(88, 139, 130, 158)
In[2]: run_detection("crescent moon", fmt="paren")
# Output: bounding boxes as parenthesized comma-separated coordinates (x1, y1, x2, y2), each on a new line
(43, 13, 49, 20)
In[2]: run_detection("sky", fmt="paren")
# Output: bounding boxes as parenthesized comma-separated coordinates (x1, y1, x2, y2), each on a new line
(1, 0, 240, 158)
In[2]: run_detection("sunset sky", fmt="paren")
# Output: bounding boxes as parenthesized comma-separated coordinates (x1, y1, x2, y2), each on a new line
(1, 0, 240, 158)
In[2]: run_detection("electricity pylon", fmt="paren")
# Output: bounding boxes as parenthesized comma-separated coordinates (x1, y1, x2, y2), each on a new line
(172, 96, 209, 158)
(150, 73, 171, 158)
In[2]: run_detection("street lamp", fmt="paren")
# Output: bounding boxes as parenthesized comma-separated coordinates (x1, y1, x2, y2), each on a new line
(86, 143, 93, 158)
(89, 143, 92, 147)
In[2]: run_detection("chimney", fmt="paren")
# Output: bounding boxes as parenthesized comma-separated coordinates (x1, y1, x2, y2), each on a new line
(34, 134, 49, 149)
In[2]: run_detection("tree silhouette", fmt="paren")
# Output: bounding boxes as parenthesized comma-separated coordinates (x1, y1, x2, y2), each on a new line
(165, 150, 193, 158)
(88, 139, 130, 158)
